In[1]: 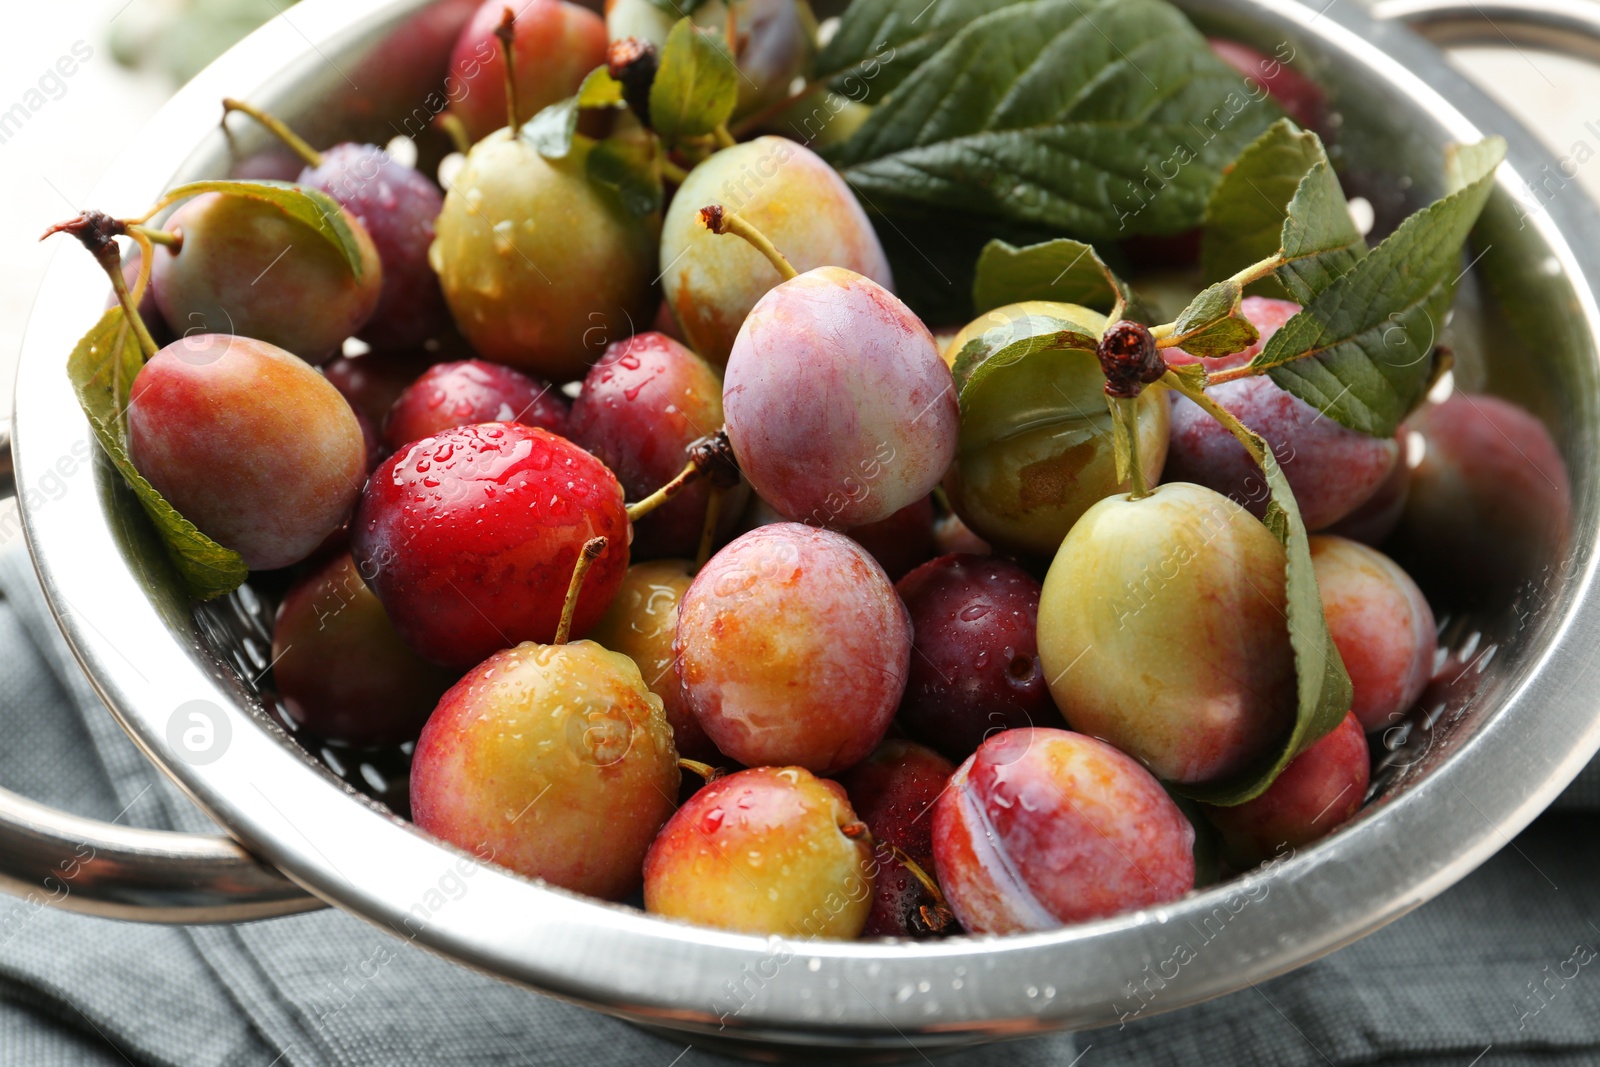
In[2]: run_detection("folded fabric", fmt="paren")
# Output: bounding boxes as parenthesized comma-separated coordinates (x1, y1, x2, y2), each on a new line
(0, 545, 1595, 1066)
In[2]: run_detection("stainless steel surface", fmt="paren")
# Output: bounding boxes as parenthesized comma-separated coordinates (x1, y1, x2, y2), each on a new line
(1373, 0, 1600, 61)
(10, 0, 1600, 1054)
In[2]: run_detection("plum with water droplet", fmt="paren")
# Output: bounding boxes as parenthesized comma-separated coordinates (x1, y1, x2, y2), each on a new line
(838, 739, 957, 937)
(351, 422, 629, 668)
(932, 728, 1194, 934)
(644, 765, 874, 938)
(383, 358, 567, 450)
(448, 0, 608, 144)
(127, 333, 366, 570)
(412, 639, 679, 898)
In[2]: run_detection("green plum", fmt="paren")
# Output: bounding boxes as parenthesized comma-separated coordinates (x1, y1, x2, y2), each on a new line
(660, 137, 892, 365)
(430, 129, 658, 382)
(942, 302, 1170, 558)
(1036, 482, 1296, 786)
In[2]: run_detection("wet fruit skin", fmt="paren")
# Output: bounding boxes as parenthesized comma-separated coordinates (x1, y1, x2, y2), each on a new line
(322, 349, 435, 428)
(152, 192, 383, 364)
(605, 0, 810, 122)
(643, 766, 874, 939)
(723, 266, 958, 528)
(587, 558, 716, 761)
(1037, 482, 1296, 786)
(299, 142, 448, 350)
(845, 496, 936, 582)
(675, 523, 912, 775)
(127, 334, 367, 571)
(1311, 536, 1435, 733)
(661, 137, 894, 365)
(430, 130, 658, 383)
(412, 639, 679, 900)
(1388, 394, 1572, 609)
(942, 302, 1169, 557)
(568, 332, 729, 559)
(895, 554, 1064, 762)
(350, 422, 630, 669)
(448, 0, 609, 144)
(838, 740, 957, 937)
(932, 728, 1195, 934)
(383, 358, 567, 451)
(1202, 712, 1369, 869)
(272, 553, 458, 747)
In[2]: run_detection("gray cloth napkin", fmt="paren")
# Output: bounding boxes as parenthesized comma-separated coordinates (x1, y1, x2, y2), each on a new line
(0, 545, 1596, 1066)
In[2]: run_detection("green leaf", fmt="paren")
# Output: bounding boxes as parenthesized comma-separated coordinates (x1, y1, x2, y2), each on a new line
(1276, 158, 1366, 304)
(649, 18, 739, 147)
(1256, 137, 1507, 436)
(831, 0, 1281, 240)
(1162, 278, 1259, 357)
(67, 308, 247, 601)
(814, 0, 1017, 103)
(951, 307, 1105, 452)
(157, 180, 367, 281)
(646, 0, 715, 16)
(522, 67, 627, 159)
(588, 136, 665, 217)
(1166, 380, 1352, 807)
(971, 238, 1129, 316)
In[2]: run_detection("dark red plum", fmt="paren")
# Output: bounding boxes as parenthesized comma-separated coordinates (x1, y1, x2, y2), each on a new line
(323, 349, 435, 427)
(383, 359, 566, 450)
(895, 554, 1064, 762)
(839, 740, 957, 937)
(351, 423, 629, 668)
(847, 497, 936, 582)
(272, 553, 457, 747)
(568, 333, 729, 558)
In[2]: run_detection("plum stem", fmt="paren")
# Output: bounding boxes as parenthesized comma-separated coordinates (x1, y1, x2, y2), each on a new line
(554, 536, 608, 645)
(694, 484, 723, 573)
(495, 7, 521, 138)
(660, 157, 691, 185)
(712, 124, 737, 150)
(435, 111, 472, 156)
(41, 211, 160, 361)
(626, 457, 705, 523)
(130, 225, 181, 249)
(842, 822, 955, 927)
(677, 758, 726, 783)
(221, 98, 323, 169)
(1150, 251, 1286, 357)
(626, 428, 740, 523)
(699, 204, 798, 280)
(1161, 368, 1267, 465)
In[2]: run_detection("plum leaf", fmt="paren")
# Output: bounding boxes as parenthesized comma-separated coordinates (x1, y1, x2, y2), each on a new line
(153, 179, 368, 280)
(1162, 278, 1259, 358)
(814, 0, 1017, 103)
(649, 18, 739, 147)
(971, 238, 1130, 316)
(829, 0, 1281, 240)
(950, 306, 1105, 456)
(1162, 373, 1351, 807)
(588, 135, 664, 217)
(1256, 137, 1506, 436)
(523, 67, 627, 160)
(66, 307, 247, 601)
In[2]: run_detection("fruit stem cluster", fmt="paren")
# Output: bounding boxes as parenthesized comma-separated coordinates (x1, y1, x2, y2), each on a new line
(700, 205, 799, 280)
(626, 429, 740, 524)
(608, 38, 658, 130)
(221, 98, 323, 169)
(839, 820, 955, 933)
(41, 211, 161, 360)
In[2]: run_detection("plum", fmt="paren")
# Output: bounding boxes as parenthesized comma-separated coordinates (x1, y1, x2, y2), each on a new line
(351, 423, 629, 669)
(1388, 394, 1572, 609)
(932, 728, 1194, 934)
(383, 359, 567, 450)
(448, 0, 609, 144)
(895, 554, 1064, 761)
(1164, 295, 1299, 372)
(838, 740, 957, 937)
(298, 142, 448, 350)
(662, 138, 893, 365)
(932, 511, 991, 556)
(430, 129, 657, 382)
(127, 334, 367, 571)
(1326, 433, 1409, 546)
(723, 266, 958, 528)
(272, 553, 458, 747)
(644, 766, 874, 938)
(587, 558, 716, 761)
(151, 192, 383, 364)
(943, 302, 1169, 557)
(675, 523, 911, 775)
(846, 496, 936, 582)
(605, 0, 809, 122)
(568, 333, 731, 559)
(1311, 535, 1435, 733)
(322, 348, 436, 428)
(1207, 39, 1327, 134)
(1202, 712, 1369, 868)
(412, 639, 679, 899)
(1037, 482, 1296, 786)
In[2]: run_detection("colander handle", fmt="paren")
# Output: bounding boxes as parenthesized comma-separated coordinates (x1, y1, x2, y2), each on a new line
(0, 419, 322, 923)
(1374, 0, 1600, 61)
